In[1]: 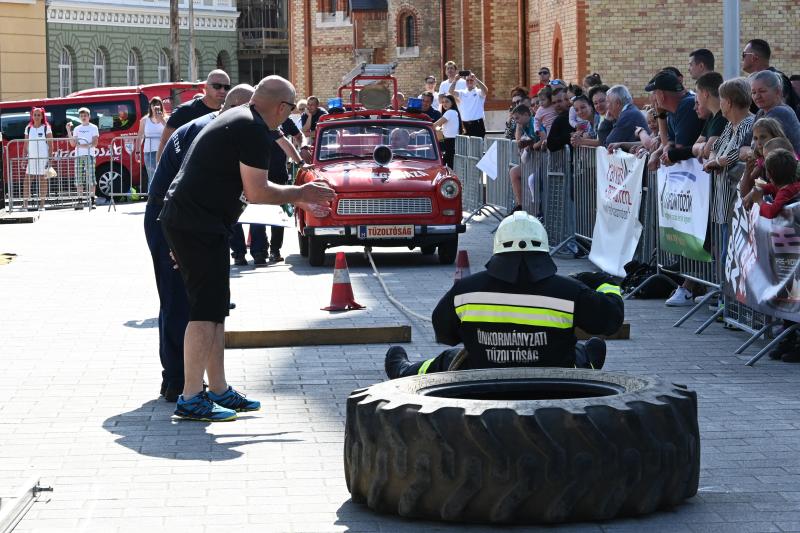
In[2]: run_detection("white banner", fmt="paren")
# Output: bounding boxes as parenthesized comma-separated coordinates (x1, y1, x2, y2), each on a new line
(589, 148, 645, 277)
(656, 158, 712, 261)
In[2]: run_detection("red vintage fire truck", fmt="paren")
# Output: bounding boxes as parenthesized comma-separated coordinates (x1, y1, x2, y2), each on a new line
(294, 63, 466, 266)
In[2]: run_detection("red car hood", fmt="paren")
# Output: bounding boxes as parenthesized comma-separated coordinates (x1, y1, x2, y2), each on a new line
(312, 160, 446, 192)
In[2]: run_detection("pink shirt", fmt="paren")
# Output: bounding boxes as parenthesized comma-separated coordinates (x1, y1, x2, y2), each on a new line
(533, 105, 558, 134)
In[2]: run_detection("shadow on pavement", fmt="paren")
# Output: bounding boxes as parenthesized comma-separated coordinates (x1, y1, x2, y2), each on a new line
(123, 318, 157, 328)
(103, 400, 303, 461)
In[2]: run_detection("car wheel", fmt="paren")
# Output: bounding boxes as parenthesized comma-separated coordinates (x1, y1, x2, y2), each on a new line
(420, 245, 436, 256)
(345, 367, 700, 524)
(437, 237, 458, 264)
(308, 236, 326, 266)
(298, 231, 309, 257)
(95, 164, 130, 200)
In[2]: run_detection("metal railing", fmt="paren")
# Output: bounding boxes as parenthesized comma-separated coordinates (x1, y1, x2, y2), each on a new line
(3, 138, 91, 211)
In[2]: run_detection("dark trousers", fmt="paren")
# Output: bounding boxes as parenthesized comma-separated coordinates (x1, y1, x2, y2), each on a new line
(440, 138, 455, 168)
(144, 201, 189, 387)
(230, 224, 268, 257)
(463, 118, 486, 138)
(393, 343, 594, 379)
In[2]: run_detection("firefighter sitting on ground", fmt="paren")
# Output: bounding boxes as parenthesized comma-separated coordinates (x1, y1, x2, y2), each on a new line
(385, 212, 624, 378)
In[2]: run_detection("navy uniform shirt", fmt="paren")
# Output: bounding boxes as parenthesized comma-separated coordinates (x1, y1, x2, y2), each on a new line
(149, 112, 216, 201)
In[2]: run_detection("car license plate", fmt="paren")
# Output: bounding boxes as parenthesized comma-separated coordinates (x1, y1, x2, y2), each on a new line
(358, 225, 414, 239)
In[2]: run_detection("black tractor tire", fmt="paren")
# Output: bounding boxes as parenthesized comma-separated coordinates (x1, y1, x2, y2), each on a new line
(344, 367, 699, 524)
(298, 231, 309, 257)
(437, 237, 458, 265)
(308, 236, 326, 267)
(420, 245, 436, 256)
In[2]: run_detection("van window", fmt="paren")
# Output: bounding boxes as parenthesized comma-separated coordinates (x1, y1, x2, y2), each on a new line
(64, 100, 137, 133)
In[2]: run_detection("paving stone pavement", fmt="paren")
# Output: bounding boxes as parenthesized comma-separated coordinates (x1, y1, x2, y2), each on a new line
(2, 203, 800, 533)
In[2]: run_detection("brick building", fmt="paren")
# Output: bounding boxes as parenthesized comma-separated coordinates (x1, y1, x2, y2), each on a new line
(288, 0, 800, 113)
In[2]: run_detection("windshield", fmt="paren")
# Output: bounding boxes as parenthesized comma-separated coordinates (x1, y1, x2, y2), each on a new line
(317, 123, 438, 161)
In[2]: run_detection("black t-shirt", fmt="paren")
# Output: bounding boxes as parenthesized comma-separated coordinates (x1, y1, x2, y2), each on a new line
(167, 98, 217, 129)
(300, 108, 327, 132)
(546, 110, 575, 152)
(159, 105, 271, 234)
(268, 117, 300, 182)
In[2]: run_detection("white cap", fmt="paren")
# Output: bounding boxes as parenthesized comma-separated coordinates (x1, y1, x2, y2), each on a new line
(493, 212, 549, 255)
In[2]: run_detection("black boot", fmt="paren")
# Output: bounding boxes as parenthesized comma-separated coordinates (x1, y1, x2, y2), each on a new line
(584, 337, 607, 369)
(385, 346, 415, 379)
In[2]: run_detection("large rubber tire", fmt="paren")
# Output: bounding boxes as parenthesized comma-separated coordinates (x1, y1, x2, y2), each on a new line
(437, 237, 458, 265)
(344, 367, 699, 524)
(298, 231, 309, 257)
(308, 236, 326, 267)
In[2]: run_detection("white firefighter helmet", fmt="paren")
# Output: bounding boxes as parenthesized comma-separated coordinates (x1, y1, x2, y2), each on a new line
(493, 211, 549, 255)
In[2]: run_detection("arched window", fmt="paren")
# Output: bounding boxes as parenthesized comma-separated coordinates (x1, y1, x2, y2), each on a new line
(59, 47, 72, 96)
(216, 51, 229, 71)
(93, 49, 107, 88)
(158, 50, 170, 83)
(402, 14, 416, 48)
(127, 49, 139, 86)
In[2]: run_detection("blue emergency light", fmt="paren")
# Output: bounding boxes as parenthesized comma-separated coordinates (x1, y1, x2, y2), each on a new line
(406, 97, 422, 111)
(327, 97, 343, 109)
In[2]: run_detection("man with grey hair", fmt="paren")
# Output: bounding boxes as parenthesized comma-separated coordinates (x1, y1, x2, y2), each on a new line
(604, 85, 649, 147)
(157, 69, 232, 160)
(159, 76, 335, 421)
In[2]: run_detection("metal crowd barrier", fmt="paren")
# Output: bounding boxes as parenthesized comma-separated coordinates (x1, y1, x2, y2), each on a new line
(454, 135, 496, 221)
(573, 146, 597, 244)
(486, 138, 515, 215)
(520, 146, 547, 220)
(3, 138, 91, 211)
(107, 135, 159, 210)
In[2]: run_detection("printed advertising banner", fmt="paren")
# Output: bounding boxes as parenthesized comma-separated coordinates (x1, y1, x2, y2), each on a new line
(656, 158, 712, 262)
(725, 198, 800, 321)
(589, 149, 644, 277)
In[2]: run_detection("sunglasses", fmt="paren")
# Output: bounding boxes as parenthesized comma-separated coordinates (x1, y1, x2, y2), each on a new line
(282, 101, 297, 111)
(549, 79, 565, 86)
(210, 83, 231, 91)
(741, 52, 756, 59)
(511, 99, 522, 104)
(539, 71, 550, 75)
(425, 78, 435, 83)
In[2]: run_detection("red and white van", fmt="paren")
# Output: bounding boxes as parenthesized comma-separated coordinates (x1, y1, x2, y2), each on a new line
(69, 82, 203, 113)
(1, 91, 148, 198)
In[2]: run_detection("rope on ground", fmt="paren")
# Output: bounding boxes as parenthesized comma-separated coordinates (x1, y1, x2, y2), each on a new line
(365, 248, 433, 324)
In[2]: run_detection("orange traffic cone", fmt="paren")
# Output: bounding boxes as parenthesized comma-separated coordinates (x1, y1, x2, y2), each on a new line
(454, 250, 471, 282)
(322, 252, 365, 311)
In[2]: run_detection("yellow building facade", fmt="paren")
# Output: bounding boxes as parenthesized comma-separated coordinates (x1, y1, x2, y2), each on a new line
(0, 0, 47, 101)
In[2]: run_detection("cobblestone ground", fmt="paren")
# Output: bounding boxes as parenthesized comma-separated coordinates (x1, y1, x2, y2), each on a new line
(2, 204, 800, 533)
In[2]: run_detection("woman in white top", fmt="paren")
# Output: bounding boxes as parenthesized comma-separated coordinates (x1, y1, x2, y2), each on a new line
(23, 107, 53, 210)
(434, 94, 463, 168)
(136, 97, 168, 188)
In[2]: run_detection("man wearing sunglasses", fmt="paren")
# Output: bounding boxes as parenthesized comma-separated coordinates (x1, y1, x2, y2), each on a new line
(157, 69, 231, 160)
(529, 67, 550, 99)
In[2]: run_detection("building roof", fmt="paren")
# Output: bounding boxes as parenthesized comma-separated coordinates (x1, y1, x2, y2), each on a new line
(349, 0, 388, 11)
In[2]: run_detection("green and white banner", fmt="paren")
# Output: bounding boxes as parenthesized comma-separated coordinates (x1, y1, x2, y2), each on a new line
(656, 158, 712, 262)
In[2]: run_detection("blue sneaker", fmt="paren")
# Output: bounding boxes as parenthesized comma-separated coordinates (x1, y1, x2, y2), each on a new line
(174, 392, 237, 422)
(207, 386, 261, 412)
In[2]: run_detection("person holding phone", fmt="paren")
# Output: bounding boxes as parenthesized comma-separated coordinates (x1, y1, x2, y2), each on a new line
(449, 70, 489, 138)
(137, 97, 168, 188)
(437, 61, 467, 110)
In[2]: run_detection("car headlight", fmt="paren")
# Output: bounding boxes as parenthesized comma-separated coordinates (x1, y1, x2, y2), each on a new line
(439, 178, 460, 199)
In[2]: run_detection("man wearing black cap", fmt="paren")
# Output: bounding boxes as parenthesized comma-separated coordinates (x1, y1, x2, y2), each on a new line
(384, 212, 624, 378)
(645, 70, 704, 167)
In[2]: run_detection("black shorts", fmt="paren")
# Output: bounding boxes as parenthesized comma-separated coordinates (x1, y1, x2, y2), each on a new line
(161, 225, 230, 324)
